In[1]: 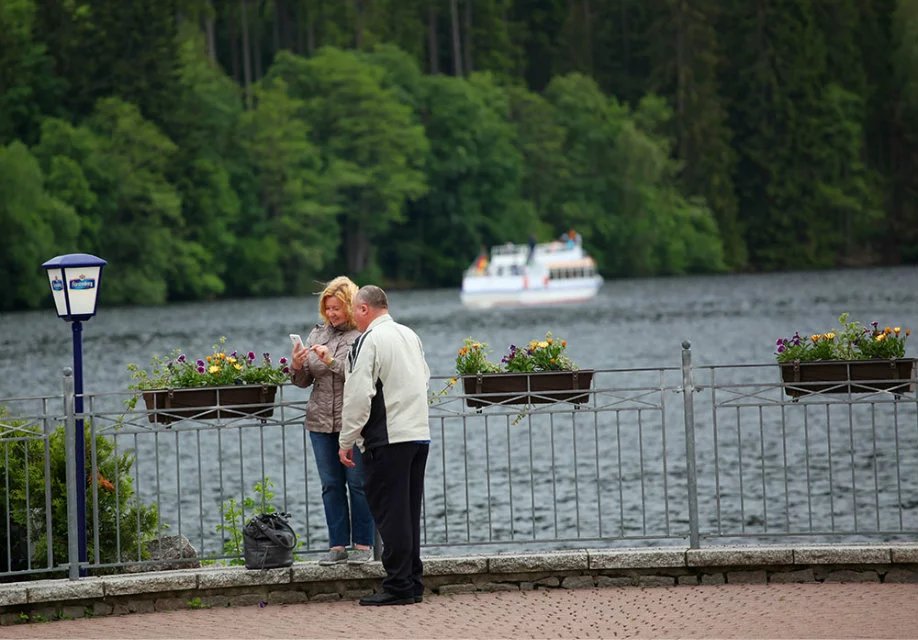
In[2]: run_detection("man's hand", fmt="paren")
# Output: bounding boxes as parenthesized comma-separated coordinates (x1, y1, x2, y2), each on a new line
(339, 447, 355, 468)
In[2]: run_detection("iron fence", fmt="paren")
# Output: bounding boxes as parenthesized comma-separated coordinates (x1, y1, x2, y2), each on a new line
(0, 345, 916, 580)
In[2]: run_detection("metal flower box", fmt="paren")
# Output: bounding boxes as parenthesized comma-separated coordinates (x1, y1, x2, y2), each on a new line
(461, 370, 594, 408)
(141, 385, 278, 424)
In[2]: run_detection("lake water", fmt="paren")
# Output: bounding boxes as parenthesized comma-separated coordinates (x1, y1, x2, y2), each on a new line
(2, 266, 917, 400)
(1, 266, 916, 555)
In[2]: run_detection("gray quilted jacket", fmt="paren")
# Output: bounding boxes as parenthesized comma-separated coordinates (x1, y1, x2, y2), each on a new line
(290, 323, 360, 433)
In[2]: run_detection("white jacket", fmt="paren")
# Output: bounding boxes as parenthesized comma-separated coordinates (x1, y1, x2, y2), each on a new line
(339, 314, 430, 452)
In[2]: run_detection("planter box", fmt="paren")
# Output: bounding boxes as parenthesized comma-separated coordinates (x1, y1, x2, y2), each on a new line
(462, 370, 594, 408)
(779, 359, 916, 398)
(142, 385, 278, 424)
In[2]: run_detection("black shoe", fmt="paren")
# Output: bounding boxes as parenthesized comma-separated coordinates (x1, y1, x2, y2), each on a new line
(414, 595, 423, 603)
(359, 592, 416, 606)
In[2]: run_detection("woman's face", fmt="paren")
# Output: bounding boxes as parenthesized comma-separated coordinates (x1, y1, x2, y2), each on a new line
(324, 295, 347, 327)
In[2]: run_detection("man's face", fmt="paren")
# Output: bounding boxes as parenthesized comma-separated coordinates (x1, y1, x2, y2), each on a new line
(354, 301, 370, 332)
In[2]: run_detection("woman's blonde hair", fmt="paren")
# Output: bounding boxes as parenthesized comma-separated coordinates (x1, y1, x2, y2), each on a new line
(318, 276, 358, 329)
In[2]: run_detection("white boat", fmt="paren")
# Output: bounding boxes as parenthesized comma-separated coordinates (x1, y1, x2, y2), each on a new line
(460, 240, 604, 309)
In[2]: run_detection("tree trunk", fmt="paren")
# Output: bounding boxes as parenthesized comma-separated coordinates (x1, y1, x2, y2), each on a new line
(463, 0, 473, 73)
(253, 3, 263, 81)
(450, 0, 463, 76)
(240, 0, 253, 108)
(427, 2, 439, 73)
(272, 0, 281, 52)
(354, 0, 364, 49)
(204, 16, 217, 63)
(228, 6, 240, 81)
(346, 224, 371, 274)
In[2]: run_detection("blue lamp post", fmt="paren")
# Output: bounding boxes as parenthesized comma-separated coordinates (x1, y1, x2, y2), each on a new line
(42, 253, 106, 574)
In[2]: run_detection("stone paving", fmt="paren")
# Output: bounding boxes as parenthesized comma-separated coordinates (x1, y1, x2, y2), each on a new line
(1, 582, 916, 639)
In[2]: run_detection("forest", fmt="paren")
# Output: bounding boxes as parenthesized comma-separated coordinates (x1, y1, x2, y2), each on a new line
(1, 0, 917, 311)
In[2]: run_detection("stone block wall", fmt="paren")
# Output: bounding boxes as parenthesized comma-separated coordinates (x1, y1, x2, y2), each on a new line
(1, 545, 916, 625)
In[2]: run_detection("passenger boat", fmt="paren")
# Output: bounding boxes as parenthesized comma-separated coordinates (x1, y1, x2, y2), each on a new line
(460, 239, 604, 309)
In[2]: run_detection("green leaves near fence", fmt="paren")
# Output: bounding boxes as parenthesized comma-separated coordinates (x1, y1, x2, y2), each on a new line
(0, 407, 159, 574)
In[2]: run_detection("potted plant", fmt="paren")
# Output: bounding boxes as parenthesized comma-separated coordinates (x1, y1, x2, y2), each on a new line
(775, 313, 914, 397)
(128, 338, 290, 423)
(456, 333, 594, 407)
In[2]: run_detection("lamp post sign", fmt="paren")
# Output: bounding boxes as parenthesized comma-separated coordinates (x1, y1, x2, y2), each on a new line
(42, 253, 107, 576)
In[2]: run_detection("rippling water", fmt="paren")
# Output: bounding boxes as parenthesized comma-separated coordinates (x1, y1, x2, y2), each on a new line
(1, 267, 916, 554)
(2, 266, 917, 399)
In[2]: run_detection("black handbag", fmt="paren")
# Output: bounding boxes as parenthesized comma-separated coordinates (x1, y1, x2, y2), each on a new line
(243, 512, 297, 570)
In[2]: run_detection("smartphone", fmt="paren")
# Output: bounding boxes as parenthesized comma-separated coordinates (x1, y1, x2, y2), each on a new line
(289, 333, 304, 349)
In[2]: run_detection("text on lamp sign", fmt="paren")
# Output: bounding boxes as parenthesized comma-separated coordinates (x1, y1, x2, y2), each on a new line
(68, 275, 96, 290)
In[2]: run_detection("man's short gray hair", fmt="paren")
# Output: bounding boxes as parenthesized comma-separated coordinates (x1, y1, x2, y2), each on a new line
(356, 285, 389, 309)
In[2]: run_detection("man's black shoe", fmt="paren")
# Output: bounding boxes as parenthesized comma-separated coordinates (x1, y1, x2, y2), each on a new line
(414, 595, 423, 603)
(359, 592, 416, 606)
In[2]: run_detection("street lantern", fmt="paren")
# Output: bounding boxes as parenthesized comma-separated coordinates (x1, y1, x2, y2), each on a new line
(42, 253, 107, 575)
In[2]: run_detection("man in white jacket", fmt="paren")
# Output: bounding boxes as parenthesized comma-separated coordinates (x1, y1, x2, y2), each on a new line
(338, 285, 430, 606)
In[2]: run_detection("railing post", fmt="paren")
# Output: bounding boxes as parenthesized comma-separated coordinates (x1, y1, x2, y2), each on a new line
(62, 368, 80, 580)
(681, 342, 700, 549)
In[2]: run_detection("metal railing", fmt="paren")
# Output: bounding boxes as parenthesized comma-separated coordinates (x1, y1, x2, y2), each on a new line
(0, 345, 916, 580)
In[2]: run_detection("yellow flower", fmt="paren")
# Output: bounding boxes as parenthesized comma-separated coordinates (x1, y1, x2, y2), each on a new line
(561, 340, 567, 347)
(538, 341, 549, 348)
(884, 327, 892, 334)
(894, 327, 901, 334)
(876, 334, 886, 342)
(234, 363, 243, 371)
(209, 365, 221, 374)
(825, 332, 836, 340)
(810, 334, 819, 343)
(227, 356, 237, 364)
(546, 337, 553, 344)
(206, 355, 212, 362)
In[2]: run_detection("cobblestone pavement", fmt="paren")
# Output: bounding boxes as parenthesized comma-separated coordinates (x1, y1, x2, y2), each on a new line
(2, 582, 916, 639)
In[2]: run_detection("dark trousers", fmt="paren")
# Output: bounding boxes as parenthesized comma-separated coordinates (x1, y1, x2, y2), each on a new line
(362, 441, 429, 598)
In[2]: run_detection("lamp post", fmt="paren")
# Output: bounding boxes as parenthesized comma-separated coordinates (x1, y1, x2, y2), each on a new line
(42, 253, 106, 575)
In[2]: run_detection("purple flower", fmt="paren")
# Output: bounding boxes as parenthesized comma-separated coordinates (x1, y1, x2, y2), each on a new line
(177, 354, 187, 363)
(196, 359, 205, 368)
(777, 345, 785, 353)
(279, 357, 288, 365)
(872, 321, 878, 328)
(247, 351, 256, 361)
(775, 339, 783, 346)
(282, 366, 290, 374)
(230, 350, 237, 358)
(197, 365, 206, 374)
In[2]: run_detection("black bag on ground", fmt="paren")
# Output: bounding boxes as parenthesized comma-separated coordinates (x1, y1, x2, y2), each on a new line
(243, 512, 297, 570)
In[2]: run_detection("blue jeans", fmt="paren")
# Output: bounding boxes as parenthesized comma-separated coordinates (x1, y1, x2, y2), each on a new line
(309, 431, 375, 548)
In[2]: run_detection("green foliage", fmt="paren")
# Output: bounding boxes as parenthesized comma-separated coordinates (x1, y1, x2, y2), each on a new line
(0, 406, 159, 569)
(456, 332, 577, 375)
(455, 339, 501, 376)
(215, 478, 277, 565)
(127, 337, 289, 391)
(0, 2, 917, 308)
(237, 76, 338, 289)
(0, 141, 79, 311)
(775, 313, 911, 363)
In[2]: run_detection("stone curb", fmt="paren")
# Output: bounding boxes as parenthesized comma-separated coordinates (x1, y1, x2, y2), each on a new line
(0, 544, 915, 617)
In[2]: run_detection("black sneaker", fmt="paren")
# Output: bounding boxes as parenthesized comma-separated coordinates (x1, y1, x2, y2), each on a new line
(359, 592, 416, 606)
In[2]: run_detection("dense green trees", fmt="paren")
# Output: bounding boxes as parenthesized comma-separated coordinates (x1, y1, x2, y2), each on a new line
(0, 0, 915, 311)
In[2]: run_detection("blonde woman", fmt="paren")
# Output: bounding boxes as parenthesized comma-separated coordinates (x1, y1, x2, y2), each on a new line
(290, 276, 374, 565)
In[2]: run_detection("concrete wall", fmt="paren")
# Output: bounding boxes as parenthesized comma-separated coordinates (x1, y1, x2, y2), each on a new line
(2, 545, 917, 624)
